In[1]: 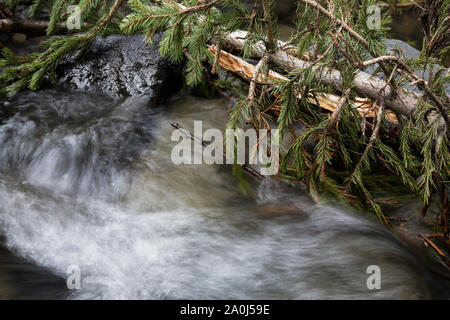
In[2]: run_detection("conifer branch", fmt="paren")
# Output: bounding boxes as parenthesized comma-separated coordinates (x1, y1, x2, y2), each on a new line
(0, 0, 448, 240)
(324, 88, 351, 134)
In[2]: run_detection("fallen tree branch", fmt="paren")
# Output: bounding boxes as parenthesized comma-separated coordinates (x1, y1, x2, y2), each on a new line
(0, 18, 51, 35)
(354, 101, 385, 178)
(361, 54, 450, 129)
(300, 0, 399, 92)
(419, 234, 450, 267)
(247, 54, 269, 116)
(0, 18, 91, 36)
(325, 88, 351, 133)
(300, 0, 368, 47)
(220, 30, 419, 119)
(175, 0, 412, 121)
(208, 45, 399, 123)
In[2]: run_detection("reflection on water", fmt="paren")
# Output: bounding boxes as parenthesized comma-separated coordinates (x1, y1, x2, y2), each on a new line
(0, 91, 449, 299)
(389, 9, 423, 49)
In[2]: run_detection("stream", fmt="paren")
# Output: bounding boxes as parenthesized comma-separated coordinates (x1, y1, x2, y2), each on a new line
(0, 88, 449, 299)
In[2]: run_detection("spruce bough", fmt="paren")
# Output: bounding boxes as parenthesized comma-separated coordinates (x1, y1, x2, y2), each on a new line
(0, 0, 449, 260)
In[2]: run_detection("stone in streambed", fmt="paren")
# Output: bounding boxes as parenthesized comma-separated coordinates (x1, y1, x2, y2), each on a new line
(11, 33, 27, 43)
(59, 34, 183, 101)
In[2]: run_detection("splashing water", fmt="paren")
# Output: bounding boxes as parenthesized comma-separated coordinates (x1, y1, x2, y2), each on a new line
(0, 91, 448, 299)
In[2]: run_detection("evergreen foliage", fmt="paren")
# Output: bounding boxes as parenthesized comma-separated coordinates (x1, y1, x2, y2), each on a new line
(0, 1, 448, 236)
(0, 0, 123, 95)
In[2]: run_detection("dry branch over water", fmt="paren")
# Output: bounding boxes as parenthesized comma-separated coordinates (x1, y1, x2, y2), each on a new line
(207, 45, 399, 123)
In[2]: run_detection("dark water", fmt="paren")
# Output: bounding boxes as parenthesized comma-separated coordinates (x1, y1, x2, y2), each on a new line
(0, 90, 449, 299)
(0, 240, 67, 299)
(388, 9, 423, 50)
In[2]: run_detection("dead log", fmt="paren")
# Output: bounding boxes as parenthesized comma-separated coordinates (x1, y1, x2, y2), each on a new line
(220, 30, 420, 119)
(174, 3, 417, 121)
(208, 45, 399, 123)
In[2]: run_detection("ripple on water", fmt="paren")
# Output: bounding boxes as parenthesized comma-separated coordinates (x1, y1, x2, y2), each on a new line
(0, 94, 448, 299)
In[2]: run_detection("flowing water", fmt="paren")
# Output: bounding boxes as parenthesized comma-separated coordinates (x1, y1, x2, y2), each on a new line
(0, 88, 449, 300)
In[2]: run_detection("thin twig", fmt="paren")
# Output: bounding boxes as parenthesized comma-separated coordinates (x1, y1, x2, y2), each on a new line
(347, 99, 385, 191)
(247, 55, 269, 106)
(169, 121, 265, 180)
(324, 88, 351, 133)
(419, 234, 450, 266)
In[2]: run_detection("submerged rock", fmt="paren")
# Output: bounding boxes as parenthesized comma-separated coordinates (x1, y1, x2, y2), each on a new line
(0, 35, 182, 199)
(60, 34, 183, 101)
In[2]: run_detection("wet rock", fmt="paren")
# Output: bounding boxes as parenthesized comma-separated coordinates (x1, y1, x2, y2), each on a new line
(59, 34, 183, 101)
(11, 33, 27, 43)
(384, 39, 420, 58)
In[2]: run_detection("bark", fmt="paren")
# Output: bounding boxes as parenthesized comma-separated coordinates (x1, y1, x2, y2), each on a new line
(208, 45, 399, 123)
(220, 30, 420, 119)
(175, 2, 419, 120)
(0, 19, 55, 36)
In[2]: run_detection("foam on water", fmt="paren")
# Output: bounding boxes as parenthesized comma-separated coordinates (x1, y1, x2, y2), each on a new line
(0, 93, 447, 299)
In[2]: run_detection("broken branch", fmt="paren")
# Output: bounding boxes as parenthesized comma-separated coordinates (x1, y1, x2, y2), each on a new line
(208, 45, 399, 123)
